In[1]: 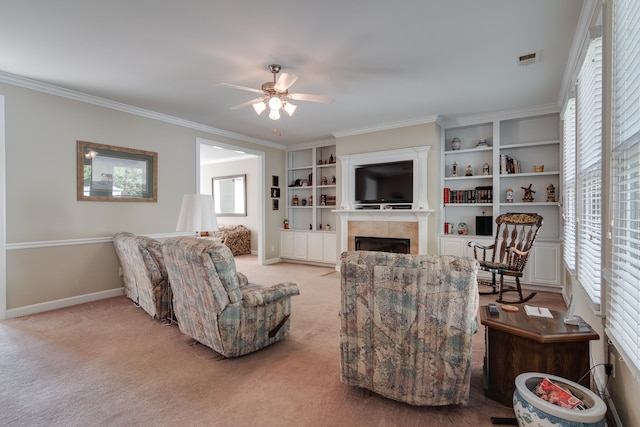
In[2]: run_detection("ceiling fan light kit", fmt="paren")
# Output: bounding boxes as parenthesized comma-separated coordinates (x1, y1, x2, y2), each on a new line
(220, 64, 333, 121)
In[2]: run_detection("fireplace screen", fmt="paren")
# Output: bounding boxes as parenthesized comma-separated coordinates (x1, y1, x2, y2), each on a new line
(354, 236, 410, 254)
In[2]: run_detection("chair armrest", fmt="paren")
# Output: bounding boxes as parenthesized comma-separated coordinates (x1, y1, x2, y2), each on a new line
(468, 241, 495, 262)
(468, 241, 494, 250)
(507, 246, 530, 257)
(242, 282, 300, 306)
(237, 272, 249, 287)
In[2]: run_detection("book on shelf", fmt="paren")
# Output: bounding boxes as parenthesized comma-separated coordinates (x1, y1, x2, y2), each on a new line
(443, 186, 493, 204)
(500, 154, 522, 174)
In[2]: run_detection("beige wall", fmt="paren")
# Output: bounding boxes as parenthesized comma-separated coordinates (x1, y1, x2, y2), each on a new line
(335, 121, 441, 254)
(2, 81, 285, 311)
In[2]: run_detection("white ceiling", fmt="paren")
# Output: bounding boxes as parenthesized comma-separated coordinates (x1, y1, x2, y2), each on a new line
(0, 0, 585, 148)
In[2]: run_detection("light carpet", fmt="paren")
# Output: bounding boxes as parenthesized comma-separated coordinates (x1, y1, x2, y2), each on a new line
(0, 255, 565, 426)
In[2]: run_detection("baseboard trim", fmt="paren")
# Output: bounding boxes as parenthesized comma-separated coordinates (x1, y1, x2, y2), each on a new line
(6, 288, 124, 319)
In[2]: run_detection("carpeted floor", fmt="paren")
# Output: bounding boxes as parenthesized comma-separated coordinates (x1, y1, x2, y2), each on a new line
(0, 255, 565, 426)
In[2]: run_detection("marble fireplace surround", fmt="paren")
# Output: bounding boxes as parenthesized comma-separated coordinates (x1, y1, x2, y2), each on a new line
(335, 147, 433, 256)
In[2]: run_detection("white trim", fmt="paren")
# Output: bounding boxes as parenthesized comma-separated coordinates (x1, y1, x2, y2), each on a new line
(440, 104, 561, 129)
(558, 0, 599, 107)
(0, 96, 5, 320)
(0, 70, 286, 152)
(333, 115, 440, 138)
(5, 288, 124, 319)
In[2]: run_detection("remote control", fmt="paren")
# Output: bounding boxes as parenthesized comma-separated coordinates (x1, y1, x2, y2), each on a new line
(488, 304, 499, 315)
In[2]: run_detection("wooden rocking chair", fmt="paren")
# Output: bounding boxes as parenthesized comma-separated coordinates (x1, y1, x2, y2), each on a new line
(468, 212, 543, 304)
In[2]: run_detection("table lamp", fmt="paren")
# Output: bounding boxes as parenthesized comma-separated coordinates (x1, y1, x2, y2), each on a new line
(176, 194, 218, 236)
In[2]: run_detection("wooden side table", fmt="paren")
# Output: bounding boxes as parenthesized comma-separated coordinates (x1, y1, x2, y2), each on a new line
(480, 305, 600, 407)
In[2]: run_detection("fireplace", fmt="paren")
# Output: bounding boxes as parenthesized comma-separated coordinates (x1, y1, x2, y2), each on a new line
(355, 236, 410, 254)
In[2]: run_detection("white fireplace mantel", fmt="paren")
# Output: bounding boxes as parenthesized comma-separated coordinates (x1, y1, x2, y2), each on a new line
(335, 146, 434, 256)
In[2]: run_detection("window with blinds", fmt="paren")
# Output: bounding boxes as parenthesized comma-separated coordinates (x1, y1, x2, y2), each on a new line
(607, 0, 640, 377)
(562, 99, 577, 272)
(576, 36, 603, 306)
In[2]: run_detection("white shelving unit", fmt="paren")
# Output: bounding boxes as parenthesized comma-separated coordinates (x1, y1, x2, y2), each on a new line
(440, 111, 563, 290)
(281, 143, 337, 264)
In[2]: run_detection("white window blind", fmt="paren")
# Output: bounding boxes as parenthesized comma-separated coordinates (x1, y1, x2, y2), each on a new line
(563, 98, 577, 272)
(607, 0, 640, 377)
(576, 37, 603, 306)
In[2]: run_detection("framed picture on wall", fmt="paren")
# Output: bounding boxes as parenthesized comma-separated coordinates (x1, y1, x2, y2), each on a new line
(77, 140, 158, 202)
(272, 199, 279, 210)
(271, 187, 280, 198)
(272, 175, 279, 187)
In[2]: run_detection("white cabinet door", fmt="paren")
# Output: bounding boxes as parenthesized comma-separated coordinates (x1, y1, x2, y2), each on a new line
(322, 233, 337, 264)
(529, 242, 561, 286)
(307, 233, 324, 262)
(440, 237, 468, 257)
(280, 231, 293, 258)
(292, 231, 308, 260)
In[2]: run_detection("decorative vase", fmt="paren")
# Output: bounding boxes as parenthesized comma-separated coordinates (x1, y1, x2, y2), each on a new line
(513, 373, 606, 427)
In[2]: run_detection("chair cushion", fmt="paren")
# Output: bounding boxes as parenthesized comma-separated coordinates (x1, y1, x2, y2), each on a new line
(206, 241, 243, 304)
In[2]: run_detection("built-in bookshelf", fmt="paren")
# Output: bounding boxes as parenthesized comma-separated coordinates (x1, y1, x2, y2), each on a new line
(281, 143, 337, 265)
(440, 110, 563, 290)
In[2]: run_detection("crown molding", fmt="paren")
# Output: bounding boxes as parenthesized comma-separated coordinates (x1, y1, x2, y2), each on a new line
(0, 70, 286, 151)
(438, 104, 561, 129)
(332, 114, 440, 138)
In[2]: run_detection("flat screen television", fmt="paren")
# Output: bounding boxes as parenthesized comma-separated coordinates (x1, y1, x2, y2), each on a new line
(354, 160, 413, 204)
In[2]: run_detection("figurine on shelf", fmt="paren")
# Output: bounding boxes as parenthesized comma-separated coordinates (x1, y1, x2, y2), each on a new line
(292, 195, 299, 206)
(332, 176, 336, 184)
(465, 165, 473, 176)
(506, 188, 514, 203)
(283, 219, 289, 230)
(329, 154, 335, 163)
(321, 176, 328, 185)
(301, 198, 307, 206)
(451, 137, 462, 150)
(522, 184, 535, 202)
(547, 184, 556, 202)
(482, 163, 490, 175)
(458, 222, 469, 235)
(452, 161, 458, 176)
(308, 195, 313, 206)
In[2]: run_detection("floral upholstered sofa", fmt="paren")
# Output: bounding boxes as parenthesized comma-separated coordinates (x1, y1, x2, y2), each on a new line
(113, 232, 171, 320)
(206, 224, 251, 256)
(162, 237, 299, 357)
(340, 250, 479, 406)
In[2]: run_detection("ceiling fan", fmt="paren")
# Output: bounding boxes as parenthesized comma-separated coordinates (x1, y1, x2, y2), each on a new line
(219, 64, 334, 120)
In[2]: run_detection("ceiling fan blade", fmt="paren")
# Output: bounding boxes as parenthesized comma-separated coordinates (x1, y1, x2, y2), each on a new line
(230, 97, 265, 110)
(274, 73, 298, 91)
(218, 82, 264, 94)
(290, 93, 335, 103)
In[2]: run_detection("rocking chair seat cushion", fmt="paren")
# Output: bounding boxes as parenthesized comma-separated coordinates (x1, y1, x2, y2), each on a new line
(479, 261, 509, 271)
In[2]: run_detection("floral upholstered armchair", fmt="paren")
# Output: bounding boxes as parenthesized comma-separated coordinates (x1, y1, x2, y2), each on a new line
(162, 237, 300, 358)
(340, 251, 479, 406)
(113, 232, 171, 320)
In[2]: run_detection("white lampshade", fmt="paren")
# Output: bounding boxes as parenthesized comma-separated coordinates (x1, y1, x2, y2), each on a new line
(269, 108, 281, 120)
(176, 194, 218, 233)
(283, 102, 297, 116)
(252, 101, 266, 115)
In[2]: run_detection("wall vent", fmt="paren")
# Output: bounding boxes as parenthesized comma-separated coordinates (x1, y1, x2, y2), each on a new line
(516, 52, 538, 67)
